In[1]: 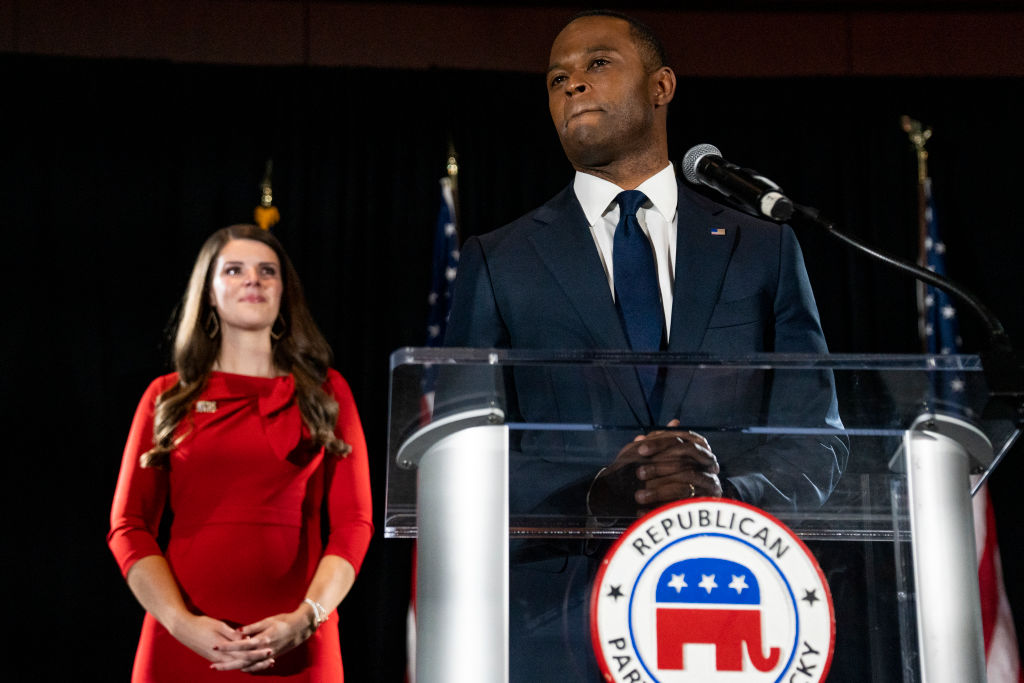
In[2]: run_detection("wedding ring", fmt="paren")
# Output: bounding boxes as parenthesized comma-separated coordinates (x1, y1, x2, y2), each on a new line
(688, 483, 696, 498)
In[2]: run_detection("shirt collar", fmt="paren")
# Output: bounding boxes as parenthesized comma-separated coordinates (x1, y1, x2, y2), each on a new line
(573, 163, 678, 226)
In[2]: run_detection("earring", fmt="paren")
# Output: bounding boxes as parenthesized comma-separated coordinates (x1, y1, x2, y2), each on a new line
(270, 313, 286, 341)
(205, 310, 220, 339)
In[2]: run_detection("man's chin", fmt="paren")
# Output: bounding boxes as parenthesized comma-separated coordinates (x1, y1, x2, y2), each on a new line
(560, 133, 616, 169)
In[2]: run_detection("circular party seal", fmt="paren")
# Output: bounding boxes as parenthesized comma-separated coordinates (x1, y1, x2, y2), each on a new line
(590, 498, 834, 682)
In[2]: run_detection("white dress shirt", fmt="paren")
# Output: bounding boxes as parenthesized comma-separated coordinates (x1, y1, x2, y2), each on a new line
(573, 163, 678, 339)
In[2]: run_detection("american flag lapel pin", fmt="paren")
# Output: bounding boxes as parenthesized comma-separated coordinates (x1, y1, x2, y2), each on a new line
(710, 227, 726, 236)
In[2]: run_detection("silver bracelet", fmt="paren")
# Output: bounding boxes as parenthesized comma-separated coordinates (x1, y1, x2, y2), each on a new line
(303, 598, 328, 629)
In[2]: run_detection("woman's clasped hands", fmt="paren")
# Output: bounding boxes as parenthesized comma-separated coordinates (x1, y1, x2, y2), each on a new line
(170, 605, 318, 674)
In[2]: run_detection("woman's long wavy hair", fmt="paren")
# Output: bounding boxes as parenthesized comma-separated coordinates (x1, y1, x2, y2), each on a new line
(141, 224, 349, 468)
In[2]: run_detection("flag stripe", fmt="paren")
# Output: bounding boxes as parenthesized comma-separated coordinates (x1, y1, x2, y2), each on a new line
(978, 485, 999, 654)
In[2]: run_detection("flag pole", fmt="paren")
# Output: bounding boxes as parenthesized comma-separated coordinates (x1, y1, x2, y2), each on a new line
(901, 115, 932, 353)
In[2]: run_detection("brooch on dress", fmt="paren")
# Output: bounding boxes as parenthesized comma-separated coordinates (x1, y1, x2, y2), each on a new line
(196, 400, 217, 413)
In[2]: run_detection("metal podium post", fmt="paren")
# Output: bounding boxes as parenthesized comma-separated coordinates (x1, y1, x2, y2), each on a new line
(397, 408, 509, 683)
(900, 412, 993, 683)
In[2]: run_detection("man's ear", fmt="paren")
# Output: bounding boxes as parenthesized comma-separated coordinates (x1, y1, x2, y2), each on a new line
(652, 66, 676, 107)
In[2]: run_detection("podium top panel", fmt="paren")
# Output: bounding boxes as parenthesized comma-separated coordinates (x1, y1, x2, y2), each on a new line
(385, 349, 1019, 539)
(392, 347, 993, 371)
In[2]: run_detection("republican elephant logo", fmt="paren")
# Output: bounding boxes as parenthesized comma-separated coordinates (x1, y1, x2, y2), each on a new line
(591, 499, 835, 683)
(654, 557, 781, 672)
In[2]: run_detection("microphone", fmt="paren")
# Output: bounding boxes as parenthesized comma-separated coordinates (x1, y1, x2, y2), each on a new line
(682, 144, 794, 221)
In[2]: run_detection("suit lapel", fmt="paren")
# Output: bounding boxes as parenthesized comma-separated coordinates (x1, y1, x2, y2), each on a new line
(659, 182, 738, 423)
(527, 186, 651, 424)
(527, 187, 627, 350)
(668, 182, 737, 352)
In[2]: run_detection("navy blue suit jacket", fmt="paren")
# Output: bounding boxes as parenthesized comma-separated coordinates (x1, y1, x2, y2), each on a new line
(442, 178, 848, 680)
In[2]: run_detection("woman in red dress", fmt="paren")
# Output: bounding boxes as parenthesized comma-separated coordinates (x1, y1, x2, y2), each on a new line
(108, 224, 373, 681)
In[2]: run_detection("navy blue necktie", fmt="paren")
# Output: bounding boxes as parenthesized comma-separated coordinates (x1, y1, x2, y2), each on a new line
(613, 190, 664, 353)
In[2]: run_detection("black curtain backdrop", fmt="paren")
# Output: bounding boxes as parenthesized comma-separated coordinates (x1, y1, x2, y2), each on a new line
(3, 54, 1021, 679)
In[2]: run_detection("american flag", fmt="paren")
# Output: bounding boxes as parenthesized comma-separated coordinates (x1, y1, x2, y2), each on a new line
(419, 175, 459, 420)
(920, 179, 963, 357)
(424, 175, 459, 348)
(918, 175, 1021, 682)
(920, 178, 969, 409)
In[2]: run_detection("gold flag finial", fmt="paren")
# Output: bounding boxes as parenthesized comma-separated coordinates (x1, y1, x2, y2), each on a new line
(901, 115, 932, 183)
(445, 142, 459, 181)
(254, 159, 280, 230)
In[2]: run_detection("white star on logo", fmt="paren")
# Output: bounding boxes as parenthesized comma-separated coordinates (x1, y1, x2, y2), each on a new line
(667, 574, 687, 593)
(444, 222, 456, 236)
(427, 325, 440, 338)
(942, 305, 956, 319)
(445, 266, 458, 281)
(925, 294, 935, 307)
(699, 574, 718, 594)
(728, 574, 749, 594)
(427, 292, 438, 305)
(951, 378, 965, 392)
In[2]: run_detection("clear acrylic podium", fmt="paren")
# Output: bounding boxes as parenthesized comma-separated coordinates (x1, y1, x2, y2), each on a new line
(385, 349, 1020, 683)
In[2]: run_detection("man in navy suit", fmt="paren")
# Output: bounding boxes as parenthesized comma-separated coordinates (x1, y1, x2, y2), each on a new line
(444, 9, 845, 680)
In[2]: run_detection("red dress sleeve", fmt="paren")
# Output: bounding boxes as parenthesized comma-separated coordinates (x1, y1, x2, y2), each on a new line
(322, 369, 374, 574)
(107, 375, 175, 578)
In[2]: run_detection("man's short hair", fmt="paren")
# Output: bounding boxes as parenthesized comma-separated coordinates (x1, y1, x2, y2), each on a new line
(566, 9, 669, 73)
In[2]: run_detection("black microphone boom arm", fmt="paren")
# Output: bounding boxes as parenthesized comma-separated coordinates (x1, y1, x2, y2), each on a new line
(788, 202, 1024, 424)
